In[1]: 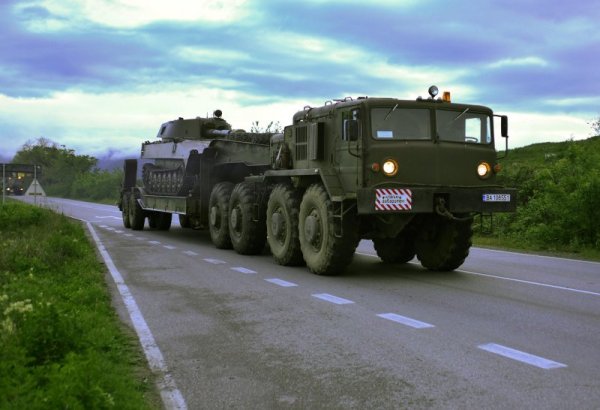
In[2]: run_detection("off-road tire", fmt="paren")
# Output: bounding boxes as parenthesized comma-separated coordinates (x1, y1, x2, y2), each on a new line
(299, 184, 358, 275)
(229, 182, 266, 255)
(415, 214, 473, 271)
(374, 233, 416, 264)
(266, 184, 304, 266)
(148, 212, 159, 229)
(155, 212, 172, 231)
(121, 192, 131, 229)
(209, 182, 234, 249)
(129, 193, 145, 230)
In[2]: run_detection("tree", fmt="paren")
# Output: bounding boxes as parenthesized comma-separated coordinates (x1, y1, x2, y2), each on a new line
(12, 138, 97, 197)
(590, 116, 600, 136)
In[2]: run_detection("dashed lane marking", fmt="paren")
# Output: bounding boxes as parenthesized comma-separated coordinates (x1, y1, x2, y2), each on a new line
(478, 343, 567, 369)
(163, 245, 177, 250)
(377, 313, 435, 329)
(183, 250, 198, 256)
(312, 293, 355, 305)
(265, 278, 298, 287)
(149, 241, 161, 245)
(231, 267, 257, 274)
(204, 258, 226, 265)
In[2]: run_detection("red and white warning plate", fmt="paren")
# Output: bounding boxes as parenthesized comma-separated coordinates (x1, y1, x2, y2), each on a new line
(375, 188, 412, 211)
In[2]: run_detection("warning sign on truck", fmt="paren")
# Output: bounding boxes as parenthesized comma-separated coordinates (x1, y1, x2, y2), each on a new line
(375, 188, 412, 211)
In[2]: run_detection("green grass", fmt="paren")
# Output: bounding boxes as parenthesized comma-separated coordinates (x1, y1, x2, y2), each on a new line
(0, 201, 159, 409)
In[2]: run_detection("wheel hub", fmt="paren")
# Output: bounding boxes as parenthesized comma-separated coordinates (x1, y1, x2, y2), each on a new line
(209, 206, 218, 226)
(230, 207, 240, 231)
(304, 213, 321, 246)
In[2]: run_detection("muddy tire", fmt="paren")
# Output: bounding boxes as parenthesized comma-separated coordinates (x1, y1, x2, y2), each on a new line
(209, 182, 234, 249)
(415, 215, 473, 271)
(229, 182, 266, 255)
(129, 193, 145, 231)
(299, 184, 358, 275)
(121, 192, 131, 229)
(266, 184, 304, 266)
(374, 232, 416, 264)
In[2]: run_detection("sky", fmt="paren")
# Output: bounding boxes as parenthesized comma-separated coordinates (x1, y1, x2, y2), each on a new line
(1, 0, 599, 160)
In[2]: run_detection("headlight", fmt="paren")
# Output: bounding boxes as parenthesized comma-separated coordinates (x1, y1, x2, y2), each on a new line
(382, 159, 399, 176)
(477, 162, 492, 179)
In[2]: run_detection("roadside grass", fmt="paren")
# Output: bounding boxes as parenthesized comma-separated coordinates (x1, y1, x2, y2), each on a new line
(0, 201, 158, 409)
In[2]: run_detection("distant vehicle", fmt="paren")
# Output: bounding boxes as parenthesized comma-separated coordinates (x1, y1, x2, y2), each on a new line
(119, 86, 516, 275)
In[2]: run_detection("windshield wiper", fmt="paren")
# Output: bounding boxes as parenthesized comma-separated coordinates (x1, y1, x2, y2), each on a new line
(452, 108, 469, 122)
(383, 104, 399, 121)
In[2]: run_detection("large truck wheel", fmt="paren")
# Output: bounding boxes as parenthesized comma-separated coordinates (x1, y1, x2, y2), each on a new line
(209, 182, 234, 249)
(299, 184, 358, 275)
(415, 215, 473, 271)
(129, 194, 145, 231)
(229, 182, 266, 255)
(266, 184, 304, 266)
(374, 233, 415, 264)
(121, 192, 131, 229)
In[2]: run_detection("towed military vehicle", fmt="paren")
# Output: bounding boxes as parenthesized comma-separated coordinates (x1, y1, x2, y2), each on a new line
(119, 86, 516, 275)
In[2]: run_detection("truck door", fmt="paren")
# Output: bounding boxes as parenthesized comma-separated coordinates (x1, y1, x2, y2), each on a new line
(335, 108, 362, 190)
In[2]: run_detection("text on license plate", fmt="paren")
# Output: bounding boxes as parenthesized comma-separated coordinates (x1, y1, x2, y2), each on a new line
(482, 194, 511, 202)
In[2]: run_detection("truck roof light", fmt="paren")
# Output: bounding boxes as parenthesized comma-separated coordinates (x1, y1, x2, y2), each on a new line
(428, 86, 439, 98)
(443, 91, 451, 102)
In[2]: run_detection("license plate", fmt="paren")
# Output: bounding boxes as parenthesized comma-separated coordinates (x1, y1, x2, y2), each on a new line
(482, 194, 511, 202)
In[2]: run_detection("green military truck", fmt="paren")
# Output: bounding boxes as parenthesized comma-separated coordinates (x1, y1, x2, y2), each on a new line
(119, 86, 516, 275)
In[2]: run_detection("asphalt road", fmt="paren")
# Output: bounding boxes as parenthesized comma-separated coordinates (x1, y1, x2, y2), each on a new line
(15, 196, 600, 409)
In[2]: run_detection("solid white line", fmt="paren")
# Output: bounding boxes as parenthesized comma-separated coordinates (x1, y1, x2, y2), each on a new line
(355, 251, 600, 297)
(203, 258, 226, 265)
(478, 343, 567, 369)
(95, 216, 121, 220)
(312, 293, 354, 305)
(265, 278, 298, 287)
(86, 223, 187, 409)
(474, 246, 600, 266)
(377, 313, 435, 329)
(183, 250, 198, 256)
(231, 267, 256, 274)
(458, 269, 600, 297)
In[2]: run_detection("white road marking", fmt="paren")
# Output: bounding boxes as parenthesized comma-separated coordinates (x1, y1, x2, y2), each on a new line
(265, 278, 298, 287)
(377, 313, 435, 329)
(104, 227, 115, 231)
(124, 233, 133, 237)
(163, 245, 176, 250)
(183, 250, 198, 256)
(355, 251, 600, 297)
(95, 216, 121, 220)
(478, 343, 567, 369)
(86, 223, 188, 409)
(312, 293, 355, 305)
(459, 269, 600, 297)
(475, 247, 600, 266)
(149, 241, 161, 245)
(204, 258, 226, 265)
(114, 230, 124, 234)
(135, 237, 145, 241)
(231, 267, 257, 274)
(99, 224, 109, 228)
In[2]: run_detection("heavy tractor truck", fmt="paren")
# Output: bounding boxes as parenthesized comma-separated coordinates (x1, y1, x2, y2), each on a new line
(119, 86, 516, 275)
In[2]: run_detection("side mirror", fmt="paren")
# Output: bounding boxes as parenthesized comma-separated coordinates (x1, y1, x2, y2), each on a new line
(501, 115, 508, 138)
(344, 119, 359, 141)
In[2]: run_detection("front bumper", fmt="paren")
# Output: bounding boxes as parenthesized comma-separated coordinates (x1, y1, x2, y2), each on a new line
(357, 186, 517, 214)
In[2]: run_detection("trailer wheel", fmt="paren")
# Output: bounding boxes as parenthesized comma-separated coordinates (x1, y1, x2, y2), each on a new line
(229, 182, 266, 255)
(374, 233, 415, 264)
(266, 184, 304, 266)
(129, 194, 145, 230)
(415, 215, 473, 271)
(209, 182, 234, 249)
(121, 192, 131, 229)
(299, 184, 358, 275)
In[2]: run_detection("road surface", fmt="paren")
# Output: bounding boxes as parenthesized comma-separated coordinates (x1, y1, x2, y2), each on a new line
(15, 196, 600, 409)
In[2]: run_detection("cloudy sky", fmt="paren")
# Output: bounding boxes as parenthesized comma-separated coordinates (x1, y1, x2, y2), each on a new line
(1, 0, 599, 159)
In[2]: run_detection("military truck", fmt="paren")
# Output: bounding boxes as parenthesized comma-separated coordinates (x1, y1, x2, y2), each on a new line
(119, 86, 516, 275)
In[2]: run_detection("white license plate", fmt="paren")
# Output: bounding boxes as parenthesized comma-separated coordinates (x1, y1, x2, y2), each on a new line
(482, 194, 511, 202)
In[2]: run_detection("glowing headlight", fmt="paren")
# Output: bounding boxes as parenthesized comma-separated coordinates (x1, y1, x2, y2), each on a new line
(477, 162, 492, 178)
(382, 159, 399, 176)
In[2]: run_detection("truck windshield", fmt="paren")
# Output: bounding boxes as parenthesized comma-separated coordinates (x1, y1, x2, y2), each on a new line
(436, 110, 492, 144)
(371, 108, 431, 140)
